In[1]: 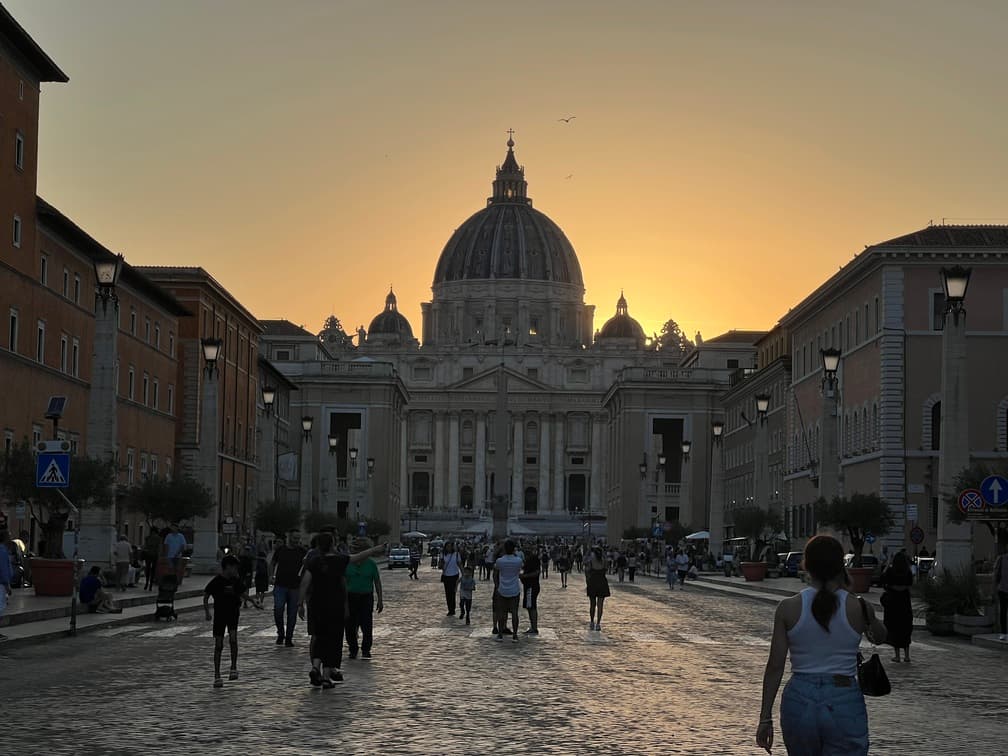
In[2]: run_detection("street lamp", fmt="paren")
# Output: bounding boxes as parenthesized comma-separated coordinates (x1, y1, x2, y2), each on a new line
(755, 394, 770, 424)
(328, 434, 339, 455)
(820, 347, 841, 389)
(201, 337, 223, 377)
(93, 253, 123, 312)
(681, 440, 692, 463)
(712, 419, 725, 446)
(301, 415, 313, 441)
(349, 447, 359, 467)
(639, 459, 648, 480)
(941, 265, 971, 316)
(366, 457, 375, 479)
(261, 385, 276, 416)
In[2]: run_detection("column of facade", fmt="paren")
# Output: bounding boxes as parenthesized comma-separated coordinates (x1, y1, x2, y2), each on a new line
(538, 414, 551, 513)
(80, 297, 118, 568)
(433, 412, 447, 509)
(511, 413, 524, 514)
(192, 371, 221, 572)
(589, 414, 602, 516)
(553, 413, 566, 512)
(474, 413, 487, 513)
(448, 412, 460, 510)
(398, 414, 408, 537)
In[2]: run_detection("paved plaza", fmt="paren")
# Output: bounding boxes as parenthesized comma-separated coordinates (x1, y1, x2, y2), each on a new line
(2, 568, 1007, 755)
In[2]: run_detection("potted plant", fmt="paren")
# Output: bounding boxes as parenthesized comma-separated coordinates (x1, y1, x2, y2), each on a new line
(947, 568, 994, 636)
(816, 492, 895, 594)
(915, 571, 959, 636)
(731, 506, 782, 582)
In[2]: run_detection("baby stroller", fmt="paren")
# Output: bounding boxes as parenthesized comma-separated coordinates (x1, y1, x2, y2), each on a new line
(153, 573, 179, 621)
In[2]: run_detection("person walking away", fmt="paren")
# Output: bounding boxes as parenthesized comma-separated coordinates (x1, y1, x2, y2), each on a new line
(675, 549, 690, 587)
(494, 540, 523, 642)
(409, 544, 421, 580)
(0, 529, 12, 641)
(459, 566, 477, 625)
(142, 529, 163, 590)
(113, 534, 132, 592)
(345, 538, 384, 660)
(237, 544, 255, 608)
(755, 535, 886, 755)
(271, 532, 306, 646)
(540, 547, 549, 580)
(994, 549, 1008, 642)
(483, 544, 495, 581)
(585, 546, 611, 631)
(556, 548, 570, 589)
(440, 542, 462, 616)
(665, 550, 677, 590)
(573, 546, 583, 573)
(521, 547, 541, 634)
(298, 533, 385, 687)
(253, 541, 269, 608)
(616, 551, 627, 583)
(627, 552, 637, 583)
(204, 554, 259, 688)
(880, 551, 914, 662)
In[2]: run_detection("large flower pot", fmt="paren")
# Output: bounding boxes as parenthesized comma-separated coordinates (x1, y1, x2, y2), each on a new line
(30, 557, 77, 596)
(740, 562, 767, 582)
(847, 567, 873, 594)
(953, 612, 994, 637)
(925, 612, 955, 636)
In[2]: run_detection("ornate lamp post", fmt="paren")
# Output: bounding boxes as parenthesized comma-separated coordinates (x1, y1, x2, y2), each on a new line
(708, 419, 726, 555)
(299, 415, 313, 515)
(754, 394, 770, 514)
(818, 348, 841, 510)
(260, 385, 277, 503)
(937, 265, 972, 570)
(192, 337, 223, 571)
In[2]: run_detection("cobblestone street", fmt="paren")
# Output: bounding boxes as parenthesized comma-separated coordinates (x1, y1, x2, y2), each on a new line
(3, 568, 1007, 755)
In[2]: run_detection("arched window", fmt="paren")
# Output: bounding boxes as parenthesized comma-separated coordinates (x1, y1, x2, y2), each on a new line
(930, 402, 941, 451)
(872, 404, 879, 448)
(861, 408, 868, 451)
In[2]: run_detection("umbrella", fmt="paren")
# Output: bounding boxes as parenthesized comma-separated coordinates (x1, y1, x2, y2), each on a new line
(402, 530, 428, 539)
(685, 530, 710, 540)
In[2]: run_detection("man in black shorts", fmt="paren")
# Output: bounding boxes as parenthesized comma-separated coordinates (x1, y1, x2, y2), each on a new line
(204, 555, 259, 688)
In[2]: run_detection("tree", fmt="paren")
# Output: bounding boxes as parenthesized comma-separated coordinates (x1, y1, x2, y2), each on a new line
(124, 476, 214, 527)
(656, 319, 695, 353)
(731, 506, 784, 561)
(945, 462, 1008, 556)
(253, 500, 302, 536)
(817, 492, 896, 567)
(0, 441, 116, 557)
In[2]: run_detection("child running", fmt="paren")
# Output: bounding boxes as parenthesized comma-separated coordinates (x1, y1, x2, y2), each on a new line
(459, 566, 477, 625)
(204, 555, 260, 688)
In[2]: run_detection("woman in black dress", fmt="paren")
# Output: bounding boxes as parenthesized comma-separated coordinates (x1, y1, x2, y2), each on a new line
(584, 546, 611, 631)
(880, 551, 914, 662)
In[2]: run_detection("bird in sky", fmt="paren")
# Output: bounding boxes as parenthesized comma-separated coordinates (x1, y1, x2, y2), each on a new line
(565, 174, 574, 179)
(558, 116, 576, 123)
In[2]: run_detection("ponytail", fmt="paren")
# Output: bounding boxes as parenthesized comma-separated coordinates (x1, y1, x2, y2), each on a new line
(811, 584, 839, 631)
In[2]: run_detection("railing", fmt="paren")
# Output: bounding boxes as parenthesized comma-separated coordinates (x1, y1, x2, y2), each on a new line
(644, 483, 681, 497)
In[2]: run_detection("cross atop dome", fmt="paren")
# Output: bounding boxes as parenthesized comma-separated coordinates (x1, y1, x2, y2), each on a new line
(490, 131, 529, 206)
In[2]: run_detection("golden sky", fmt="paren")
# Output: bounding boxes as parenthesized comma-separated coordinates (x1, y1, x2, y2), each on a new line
(12, 0, 1008, 343)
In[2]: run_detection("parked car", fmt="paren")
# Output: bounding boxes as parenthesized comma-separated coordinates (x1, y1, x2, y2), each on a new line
(844, 553, 883, 585)
(388, 547, 411, 569)
(778, 551, 803, 578)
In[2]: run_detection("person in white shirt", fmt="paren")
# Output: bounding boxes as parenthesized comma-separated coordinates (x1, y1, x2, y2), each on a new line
(675, 549, 690, 587)
(493, 540, 523, 642)
(113, 534, 133, 592)
(440, 542, 462, 616)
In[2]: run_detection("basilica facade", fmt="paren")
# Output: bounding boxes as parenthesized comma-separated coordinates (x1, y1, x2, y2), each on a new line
(262, 138, 752, 542)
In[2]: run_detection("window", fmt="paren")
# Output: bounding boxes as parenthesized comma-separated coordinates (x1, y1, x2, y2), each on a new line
(529, 317, 539, 336)
(32, 425, 41, 447)
(854, 310, 860, 344)
(4, 431, 13, 453)
(930, 401, 941, 451)
(40, 254, 47, 285)
(727, 358, 739, 369)
(168, 332, 175, 357)
(62, 268, 69, 297)
(527, 368, 539, 380)
(167, 384, 175, 415)
(60, 335, 67, 372)
(128, 366, 135, 400)
(154, 324, 161, 350)
(275, 349, 291, 361)
(36, 320, 44, 363)
(875, 297, 881, 334)
(129, 310, 137, 336)
(150, 456, 158, 479)
(8, 308, 17, 352)
(144, 318, 150, 343)
(12, 215, 21, 248)
(73, 274, 80, 304)
(462, 367, 474, 379)
(126, 448, 135, 485)
(18, 79, 23, 100)
(152, 379, 159, 410)
(165, 458, 172, 480)
(14, 131, 24, 170)
(142, 372, 149, 405)
(931, 292, 946, 331)
(71, 339, 79, 377)
(139, 453, 148, 481)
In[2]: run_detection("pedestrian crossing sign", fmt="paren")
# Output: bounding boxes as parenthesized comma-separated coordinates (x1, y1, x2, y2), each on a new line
(36, 452, 70, 488)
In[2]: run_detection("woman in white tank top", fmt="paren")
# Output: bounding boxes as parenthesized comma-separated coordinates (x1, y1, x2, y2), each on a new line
(756, 535, 887, 755)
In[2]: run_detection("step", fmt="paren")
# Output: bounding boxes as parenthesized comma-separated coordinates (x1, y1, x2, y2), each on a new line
(3, 586, 207, 627)
(972, 634, 1008, 652)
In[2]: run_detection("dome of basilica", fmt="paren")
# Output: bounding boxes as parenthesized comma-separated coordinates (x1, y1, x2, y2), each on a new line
(432, 137, 584, 289)
(368, 288, 414, 340)
(598, 292, 645, 342)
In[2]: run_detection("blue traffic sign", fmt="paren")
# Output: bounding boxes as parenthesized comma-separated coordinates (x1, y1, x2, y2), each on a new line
(36, 452, 70, 488)
(864, 532, 876, 545)
(980, 475, 1008, 507)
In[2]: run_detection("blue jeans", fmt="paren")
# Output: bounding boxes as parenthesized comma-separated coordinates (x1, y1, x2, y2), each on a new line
(274, 585, 299, 640)
(781, 673, 869, 755)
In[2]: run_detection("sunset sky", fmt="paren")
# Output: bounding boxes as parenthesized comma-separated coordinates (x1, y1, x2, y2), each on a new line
(11, 0, 1008, 343)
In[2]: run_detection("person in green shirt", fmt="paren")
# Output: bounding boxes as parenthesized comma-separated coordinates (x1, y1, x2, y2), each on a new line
(344, 538, 384, 659)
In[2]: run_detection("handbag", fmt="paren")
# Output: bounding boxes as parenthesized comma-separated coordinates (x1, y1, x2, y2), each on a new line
(857, 597, 891, 697)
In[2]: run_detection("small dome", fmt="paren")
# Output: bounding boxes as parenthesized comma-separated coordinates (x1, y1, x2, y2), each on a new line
(367, 287, 414, 339)
(598, 292, 645, 341)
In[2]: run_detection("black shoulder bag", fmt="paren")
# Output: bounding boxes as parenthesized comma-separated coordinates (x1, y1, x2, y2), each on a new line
(857, 596, 891, 697)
